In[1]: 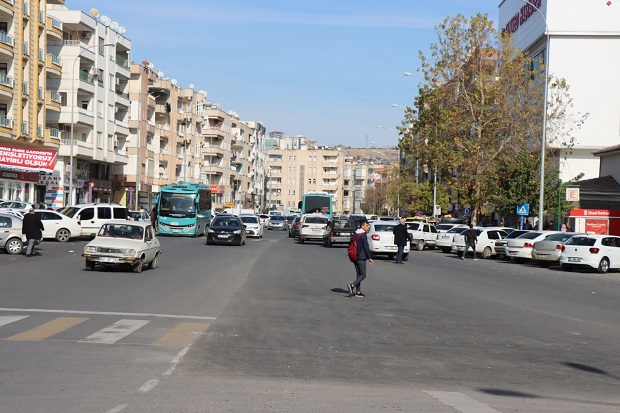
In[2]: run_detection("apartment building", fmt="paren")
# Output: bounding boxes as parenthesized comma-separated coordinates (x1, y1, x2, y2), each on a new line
(0, 0, 65, 204)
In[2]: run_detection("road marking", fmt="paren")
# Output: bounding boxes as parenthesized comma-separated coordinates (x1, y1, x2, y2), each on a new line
(105, 404, 128, 413)
(0, 315, 29, 327)
(153, 322, 210, 347)
(424, 391, 502, 413)
(79, 319, 150, 344)
(163, 345, 191, 376)
(0, 307, 216, 321)
(6, 317, 89, 341)
(138, 379, 159, 393)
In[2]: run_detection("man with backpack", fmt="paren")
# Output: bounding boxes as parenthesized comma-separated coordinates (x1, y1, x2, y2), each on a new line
(347, 219, 373, 297)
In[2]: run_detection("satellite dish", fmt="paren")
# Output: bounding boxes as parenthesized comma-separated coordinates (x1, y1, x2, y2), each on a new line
(157, 71, 164, 78)
(90, 8, 99, 17)
(189, 83, 194, 89)
(110, 22, 119, 30)
(118, 27, 126, 35)
(147, 63, 154, 69)
(100, 15, 111, 26)
(198, 90, 207, 96)
(171, 79, 178, 85)
(141, 60, 151, 67)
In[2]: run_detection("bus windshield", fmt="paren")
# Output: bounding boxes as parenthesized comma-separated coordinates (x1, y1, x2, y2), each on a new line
(159, 192, 196, 218)
(302, 195, 331, 215)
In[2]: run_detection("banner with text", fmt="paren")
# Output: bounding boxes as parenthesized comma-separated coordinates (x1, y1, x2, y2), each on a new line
(0, 144, 58, 173)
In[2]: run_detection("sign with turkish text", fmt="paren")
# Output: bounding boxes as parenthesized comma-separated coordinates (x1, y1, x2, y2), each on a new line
(0, 144, 58, 173)
(585, 219, 608, 235)
(570, 209, 620, 218)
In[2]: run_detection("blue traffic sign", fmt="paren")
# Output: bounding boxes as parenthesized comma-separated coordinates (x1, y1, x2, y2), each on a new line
(464, 208, 471, 215)
(516, 204, 530, 216)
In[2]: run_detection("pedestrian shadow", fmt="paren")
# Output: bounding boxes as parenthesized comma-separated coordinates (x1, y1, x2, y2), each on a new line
(330, 287, 351, 297)
(563, 362, 620, 380)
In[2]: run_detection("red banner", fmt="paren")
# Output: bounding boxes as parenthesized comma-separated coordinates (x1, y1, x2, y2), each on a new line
(0, 144, 58, 173)
(585, 219, 608, 235)
(208, 185, 225, 194)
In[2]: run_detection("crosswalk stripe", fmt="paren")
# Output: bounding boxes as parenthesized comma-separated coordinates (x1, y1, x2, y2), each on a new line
(152, 322, 210, 347)
(6, 317, 89, 341)
(78, 319, 150, 344)
(0, 315, 29, 328)
(424, 391, 502, 413)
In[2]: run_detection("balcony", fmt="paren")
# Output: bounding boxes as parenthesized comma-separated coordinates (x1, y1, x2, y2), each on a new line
(115, 90, 129, 107)
(202, 145, 224, 158)
(0, 115, 12, 132)
(45, 127, 60, 143)
(114, 119, 129, 136)
(0, 31, 12, 58)
(0, 73, 13, 96)
(46, 53, 62, 76)
(205, 165, 225, 175)
(45, 90, 61, 111)
(46, 16, 63, 40)
(59, 138, 95, 159)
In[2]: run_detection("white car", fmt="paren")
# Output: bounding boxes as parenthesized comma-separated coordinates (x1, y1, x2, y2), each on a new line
(436, 226, 468, 253)
(505, 231, 561, 263)
(0, 201, 35, 214)
(35, 209, 82, 242)
(435, 223, 468, 233)
(405, 221, 438, 251)
(240, 215, 263, 238)
(367, 220, 410, 260)
(452, 227, 509, 259)
(82, 221, 160, 273)
(259, 214, 270, 228)
(298, 214, 328, 243)
(560, 234, 620, 273)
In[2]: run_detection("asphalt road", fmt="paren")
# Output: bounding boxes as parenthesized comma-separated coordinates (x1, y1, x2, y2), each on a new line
(1, 229, 619, 412)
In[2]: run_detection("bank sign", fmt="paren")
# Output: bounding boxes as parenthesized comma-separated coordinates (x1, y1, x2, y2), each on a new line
(502, 0, 543, 34)
(0, 144, 58, 173)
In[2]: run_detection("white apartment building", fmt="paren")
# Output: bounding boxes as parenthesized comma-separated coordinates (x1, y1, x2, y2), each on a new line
(499, 0, 620, 181)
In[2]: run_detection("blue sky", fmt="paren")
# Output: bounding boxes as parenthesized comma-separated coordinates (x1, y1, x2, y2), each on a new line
(65, 1, 498, 148)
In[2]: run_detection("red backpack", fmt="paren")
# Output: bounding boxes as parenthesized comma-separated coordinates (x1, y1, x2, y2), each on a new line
(347, 233, 363, 262)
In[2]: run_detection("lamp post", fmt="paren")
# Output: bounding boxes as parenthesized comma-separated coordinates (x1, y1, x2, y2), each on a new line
(68, 43, 115, 206)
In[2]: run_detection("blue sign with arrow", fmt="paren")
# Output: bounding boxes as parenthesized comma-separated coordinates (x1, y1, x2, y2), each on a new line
(516, 204, 530, 216)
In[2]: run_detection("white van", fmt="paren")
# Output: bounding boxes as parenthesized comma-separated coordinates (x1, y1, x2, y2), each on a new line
(58, 203, 129, 237)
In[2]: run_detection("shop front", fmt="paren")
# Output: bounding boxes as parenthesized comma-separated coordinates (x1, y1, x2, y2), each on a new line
(570, 209, 620, 236)
(65, 160, 112, 205)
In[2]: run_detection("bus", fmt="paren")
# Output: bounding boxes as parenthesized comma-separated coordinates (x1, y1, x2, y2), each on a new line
(299, 191, 333, 219)
(154, 182, 212, 236)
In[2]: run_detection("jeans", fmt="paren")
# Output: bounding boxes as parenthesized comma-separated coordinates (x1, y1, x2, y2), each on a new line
(352, 260, 367, 293)
(26, 239, 38, 256)
(463, 242, 477, 259)
(395, 245, 405, 263)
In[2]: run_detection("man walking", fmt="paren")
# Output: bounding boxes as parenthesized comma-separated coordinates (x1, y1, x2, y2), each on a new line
(462, 224, 478, 260)
(22, 208, 44, 257)
(392, 218, 411, 264)
(347, 219, 373, 298)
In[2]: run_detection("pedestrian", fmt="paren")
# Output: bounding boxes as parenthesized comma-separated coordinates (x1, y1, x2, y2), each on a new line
(392, 218, 411, 264)
(22, 208, 44, 257)
(151, 205, 158, 231)
(461, 224, 478, 260)
(347, 219, 373, 298)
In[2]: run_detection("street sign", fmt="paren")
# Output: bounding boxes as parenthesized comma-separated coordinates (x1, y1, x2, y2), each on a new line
(464, 207, 471, 215)
(516, 204, 530, 216)
(566, 187, 580, 202)
(434, 205, 441, 216)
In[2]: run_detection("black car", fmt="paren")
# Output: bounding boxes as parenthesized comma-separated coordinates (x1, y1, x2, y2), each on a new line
(206, 216, 246, 246)
(288, 216, 301, 238)
(323, 218, 356, 247)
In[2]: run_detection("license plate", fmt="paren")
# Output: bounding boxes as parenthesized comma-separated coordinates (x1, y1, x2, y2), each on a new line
(385, 246, 397, 250)
(99, 257, 118, 263)
(507, 250, 517, 255)
(312, 229, 321, 232)
(568, 257, 580, 262)
(440, 235, 449, 239)
(218, 234, 229, 238)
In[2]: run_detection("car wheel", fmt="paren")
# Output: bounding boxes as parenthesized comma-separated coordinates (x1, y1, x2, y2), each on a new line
(482, 247, 492, 259)
(416, 241, 425, 251)
(84, 259, 95, 271)
(597, 257, 610, 274)
(55, 228, 71, 242)
(402, 253, 409, 262)
(561, 264, 573, 272)
(133, 258, 144, 273)
(441, 247, 451, 253)
(149, 255, 158, 269)
(6, 238, 23, 255)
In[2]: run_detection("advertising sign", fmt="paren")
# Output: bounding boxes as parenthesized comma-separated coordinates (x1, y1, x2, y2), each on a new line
(585, 219, 608, 235)
(0, 144, 58, 173)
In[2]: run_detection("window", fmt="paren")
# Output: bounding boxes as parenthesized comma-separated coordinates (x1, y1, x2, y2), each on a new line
(97, 100, 103, 118)
(97, 207, 112, 219)
(81, 100, 89, 110)
(97, 132, 103, 148)
(99, 38, 105, 55)
(79, 208, 94, 220)
(113, 207, 128, 219)
(0, 216, 12, 228)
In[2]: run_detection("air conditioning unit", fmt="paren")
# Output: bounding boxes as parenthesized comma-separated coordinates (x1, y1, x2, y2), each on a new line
(114, 138, 119, 148)
(115, 78, 120, 85)
(80, 32, 92, 40)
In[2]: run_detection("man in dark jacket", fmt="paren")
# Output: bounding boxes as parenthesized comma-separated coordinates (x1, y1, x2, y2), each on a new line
(462, 224, 478, 260)
(392, 218, 411, 264)
(347, 220, 373, 298)
(22, 208, 44, 257)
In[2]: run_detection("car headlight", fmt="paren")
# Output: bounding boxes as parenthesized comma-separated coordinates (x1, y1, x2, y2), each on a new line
(233, 230, 241, 234)
(84, 246, 96, 253)
(123, 249, 136, 256)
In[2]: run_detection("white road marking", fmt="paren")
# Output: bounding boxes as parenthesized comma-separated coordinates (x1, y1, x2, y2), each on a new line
(105, 404, 128, 413)
(0, 315, 29, 327)
(0, 307, 215, 321)
(79, 319, 150, 344)
(425, 391, 503, 413)
(163, 345, 191, 376)
(138, 379, 159, 393)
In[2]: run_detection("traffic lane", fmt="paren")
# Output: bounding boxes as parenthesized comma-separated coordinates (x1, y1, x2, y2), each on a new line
(0, 233, 272, 319)
(181, 233, 620, 409)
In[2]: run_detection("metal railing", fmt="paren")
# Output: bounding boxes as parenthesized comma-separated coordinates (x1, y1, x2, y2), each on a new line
(79, 71, 95, 84)
(0, 31, 13, 46)
(0, 116, 12, 128)
(49, 16, 62, 30)
(0, 73, 12, 87)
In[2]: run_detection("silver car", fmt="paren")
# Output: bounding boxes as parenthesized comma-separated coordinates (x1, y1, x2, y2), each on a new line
(0, 212, 24, 255)
(532, 232, 583, 267)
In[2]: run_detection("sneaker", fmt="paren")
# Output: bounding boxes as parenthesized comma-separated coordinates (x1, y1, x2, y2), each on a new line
(355, 292, 365, 298)
(460, 256, 465, 260)
(474, 258, 479, 261)
(347, 284, 353, 296)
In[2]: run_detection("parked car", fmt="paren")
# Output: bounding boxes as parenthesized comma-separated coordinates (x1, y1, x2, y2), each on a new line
(0, 212, 24, 255)
(505, 231, 561, 263)
(128, 210, 151, 222)
(560, 234, 620, 273)
(367, 221, 410, 260)
(288, 216, 301, 238)
(82, 221, 160, 273)
(284, 215, 296, 230)
(436, 226, 468, 253)
(58, 203, 129, 237)
(0, 201, 35, 214)
(35, 209, 82, 242)
(323, 218, 355, 247)
(532, 232, 584, 267)
(206, 215, 246, 246)
(405, 221, 438, 251)
(259, 214, 270, 228)
(348, 214, 366, 229)
(267, 215, 287, 231)
(378, 216, 399, 221)
(239, 215, 263, 238)
(298, 214, 329, 244)
(435, 223, 468, 233)
(494, 230, 532, 260)
(452, 227, 509, 259)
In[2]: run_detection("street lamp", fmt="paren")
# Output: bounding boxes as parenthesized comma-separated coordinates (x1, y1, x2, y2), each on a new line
(68, 43, 115, 206)
(392, 104, 405, 109)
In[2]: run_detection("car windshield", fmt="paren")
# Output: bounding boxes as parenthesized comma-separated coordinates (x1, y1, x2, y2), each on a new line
(374, 224, 396, 232)
(58, 206, 80, 218)
(270, 216, 285, 222)
(565, 237, 596, 246)
(544, 233, 575, 242)
(98, 224, 143, 240)
(507, 230, 530, 239)
(212, 218, 241, 227)
(447, 227, 468, 234)
(240, 216, 259, 224)
(159, 192, 197, 218)
(333, 220, 353, 230)
(286, 216, 296, 223)
(436, 224, 455, 231)
(518, 232, 544, 239)
(305, 217, 328, 224)
(406, 223, 420, 230)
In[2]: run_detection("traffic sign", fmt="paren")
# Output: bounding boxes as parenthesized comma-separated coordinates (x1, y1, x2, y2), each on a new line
(516, 204, 530, 216)
(434, 205, 441, 216)
(464, 208, 470, 215)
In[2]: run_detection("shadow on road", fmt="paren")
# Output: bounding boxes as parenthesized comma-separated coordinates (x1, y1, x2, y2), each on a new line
(563, 362, 620, 380)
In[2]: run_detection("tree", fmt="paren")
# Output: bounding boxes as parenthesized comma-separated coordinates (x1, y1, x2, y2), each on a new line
(399, 13, 586, 225)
